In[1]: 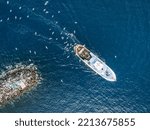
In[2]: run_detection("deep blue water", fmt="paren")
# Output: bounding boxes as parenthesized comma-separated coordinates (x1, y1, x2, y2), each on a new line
(0, 0, 150, 112)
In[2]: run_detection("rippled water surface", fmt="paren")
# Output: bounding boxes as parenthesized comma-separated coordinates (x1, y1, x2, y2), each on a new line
(0, 0, 150, 112)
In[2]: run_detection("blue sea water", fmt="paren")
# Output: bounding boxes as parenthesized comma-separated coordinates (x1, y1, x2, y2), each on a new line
(0, 0, 150, 112)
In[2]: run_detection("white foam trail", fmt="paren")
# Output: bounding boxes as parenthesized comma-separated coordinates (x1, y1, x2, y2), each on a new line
(5, 3, 81, 53)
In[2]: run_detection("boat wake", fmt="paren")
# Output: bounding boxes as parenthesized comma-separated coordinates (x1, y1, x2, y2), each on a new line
(0, 0, 81, 64)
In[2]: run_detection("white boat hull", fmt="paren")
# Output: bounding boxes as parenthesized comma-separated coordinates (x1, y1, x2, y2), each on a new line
(74, 44, 116, 82)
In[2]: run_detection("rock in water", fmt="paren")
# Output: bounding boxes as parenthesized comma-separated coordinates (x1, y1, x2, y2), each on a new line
(0, 63, 41, 106)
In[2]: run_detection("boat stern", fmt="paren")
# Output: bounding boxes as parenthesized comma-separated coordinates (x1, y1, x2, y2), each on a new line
(74, 44, 83, 55)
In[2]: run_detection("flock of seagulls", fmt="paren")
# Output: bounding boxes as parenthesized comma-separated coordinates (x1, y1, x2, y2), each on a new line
(0, 0, 79, 62)
(0, 0, 117, 85)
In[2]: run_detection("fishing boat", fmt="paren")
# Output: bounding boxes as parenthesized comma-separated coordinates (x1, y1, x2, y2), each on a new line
(74, 44, 116, 82)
